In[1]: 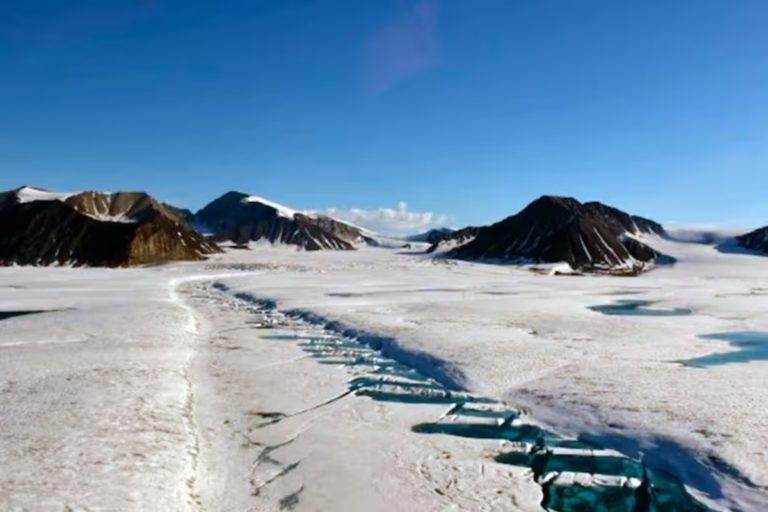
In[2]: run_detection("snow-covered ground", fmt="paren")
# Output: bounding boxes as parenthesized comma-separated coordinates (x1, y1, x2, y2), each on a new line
(0, 267, 201, 510)
(1, 238, 767, 510)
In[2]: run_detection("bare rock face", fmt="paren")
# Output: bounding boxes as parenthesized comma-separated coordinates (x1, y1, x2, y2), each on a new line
(194, 191, 358, 250)
(581, 201, 666, 236)
(309, 214, 367, 245)
(446, 196, 670, 274)
(736, 226, 768, 254)
(0, 187, 220, 267)
(64, 191, 156, 221)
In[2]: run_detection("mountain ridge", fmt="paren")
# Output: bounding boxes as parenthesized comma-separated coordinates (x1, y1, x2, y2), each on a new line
(445, 195, 670, 274)
(0, 186, 220, 267)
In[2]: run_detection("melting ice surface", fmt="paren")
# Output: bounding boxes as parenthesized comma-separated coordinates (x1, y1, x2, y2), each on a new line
(683, 332, 768, 367)
(213, 285, 711, 512)
(589, 300, 692, 317)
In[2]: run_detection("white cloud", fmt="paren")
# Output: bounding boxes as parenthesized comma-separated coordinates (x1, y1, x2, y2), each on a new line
(664, 224, 745, 244)
(322, 201, 451, 236)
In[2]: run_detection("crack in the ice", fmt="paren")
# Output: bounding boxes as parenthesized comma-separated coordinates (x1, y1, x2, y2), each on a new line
(278, 484, 304, 510)
(246, 411, 288, 430)
(251, 461, 301, 496)
(256, 435, 299, 467)
(244, 389, 355, 432)
(286, 388, 356, 417)
(203, 282, 718, 512)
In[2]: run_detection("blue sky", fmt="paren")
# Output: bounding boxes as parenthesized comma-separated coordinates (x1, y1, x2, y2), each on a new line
(1, 1, 767, 233)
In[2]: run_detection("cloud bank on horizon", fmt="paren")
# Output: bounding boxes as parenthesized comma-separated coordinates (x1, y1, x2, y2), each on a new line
(323, 201, 451, 236)
(364, 0, 440, 94)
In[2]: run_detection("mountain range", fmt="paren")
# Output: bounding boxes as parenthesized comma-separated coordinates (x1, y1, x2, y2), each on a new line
(3, 185, 768, 273)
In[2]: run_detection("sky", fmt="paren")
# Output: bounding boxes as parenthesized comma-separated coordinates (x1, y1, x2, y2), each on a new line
(1, 0, 767, 235)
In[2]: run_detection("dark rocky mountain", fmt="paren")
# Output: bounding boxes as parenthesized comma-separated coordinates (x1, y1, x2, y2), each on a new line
(193, 191, 359, 250)
(426, 227, 481, 253)
(735, 226, 768, 254)
(0, 187, 220, 267)
(446, 196, 670, 274)
(162, 203, 195, 224)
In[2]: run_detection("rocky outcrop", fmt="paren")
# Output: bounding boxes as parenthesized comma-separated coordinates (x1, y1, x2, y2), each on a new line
(426, 227, 481, 253)
(0, 187, 220, 267)
(735, 226, 768, 254)
(446, 196, 670, 274)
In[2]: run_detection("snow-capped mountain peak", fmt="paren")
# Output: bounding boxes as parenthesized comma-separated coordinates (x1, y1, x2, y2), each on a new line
(15, 186, 74, 204)
(242, 194, 298, 219)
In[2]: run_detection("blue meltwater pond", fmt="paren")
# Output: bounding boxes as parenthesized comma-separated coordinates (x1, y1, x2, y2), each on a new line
(683, 332, 768, 367)
(589, 300, 692, 317)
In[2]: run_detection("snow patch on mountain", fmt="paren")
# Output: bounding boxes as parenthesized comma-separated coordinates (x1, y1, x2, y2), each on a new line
(15, 186, 74, 204)
(243, 194, 298, 219)
(14, 188, 139, 223)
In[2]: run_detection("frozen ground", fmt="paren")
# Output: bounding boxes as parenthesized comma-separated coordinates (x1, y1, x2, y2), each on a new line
(1, 237, 767, 510)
